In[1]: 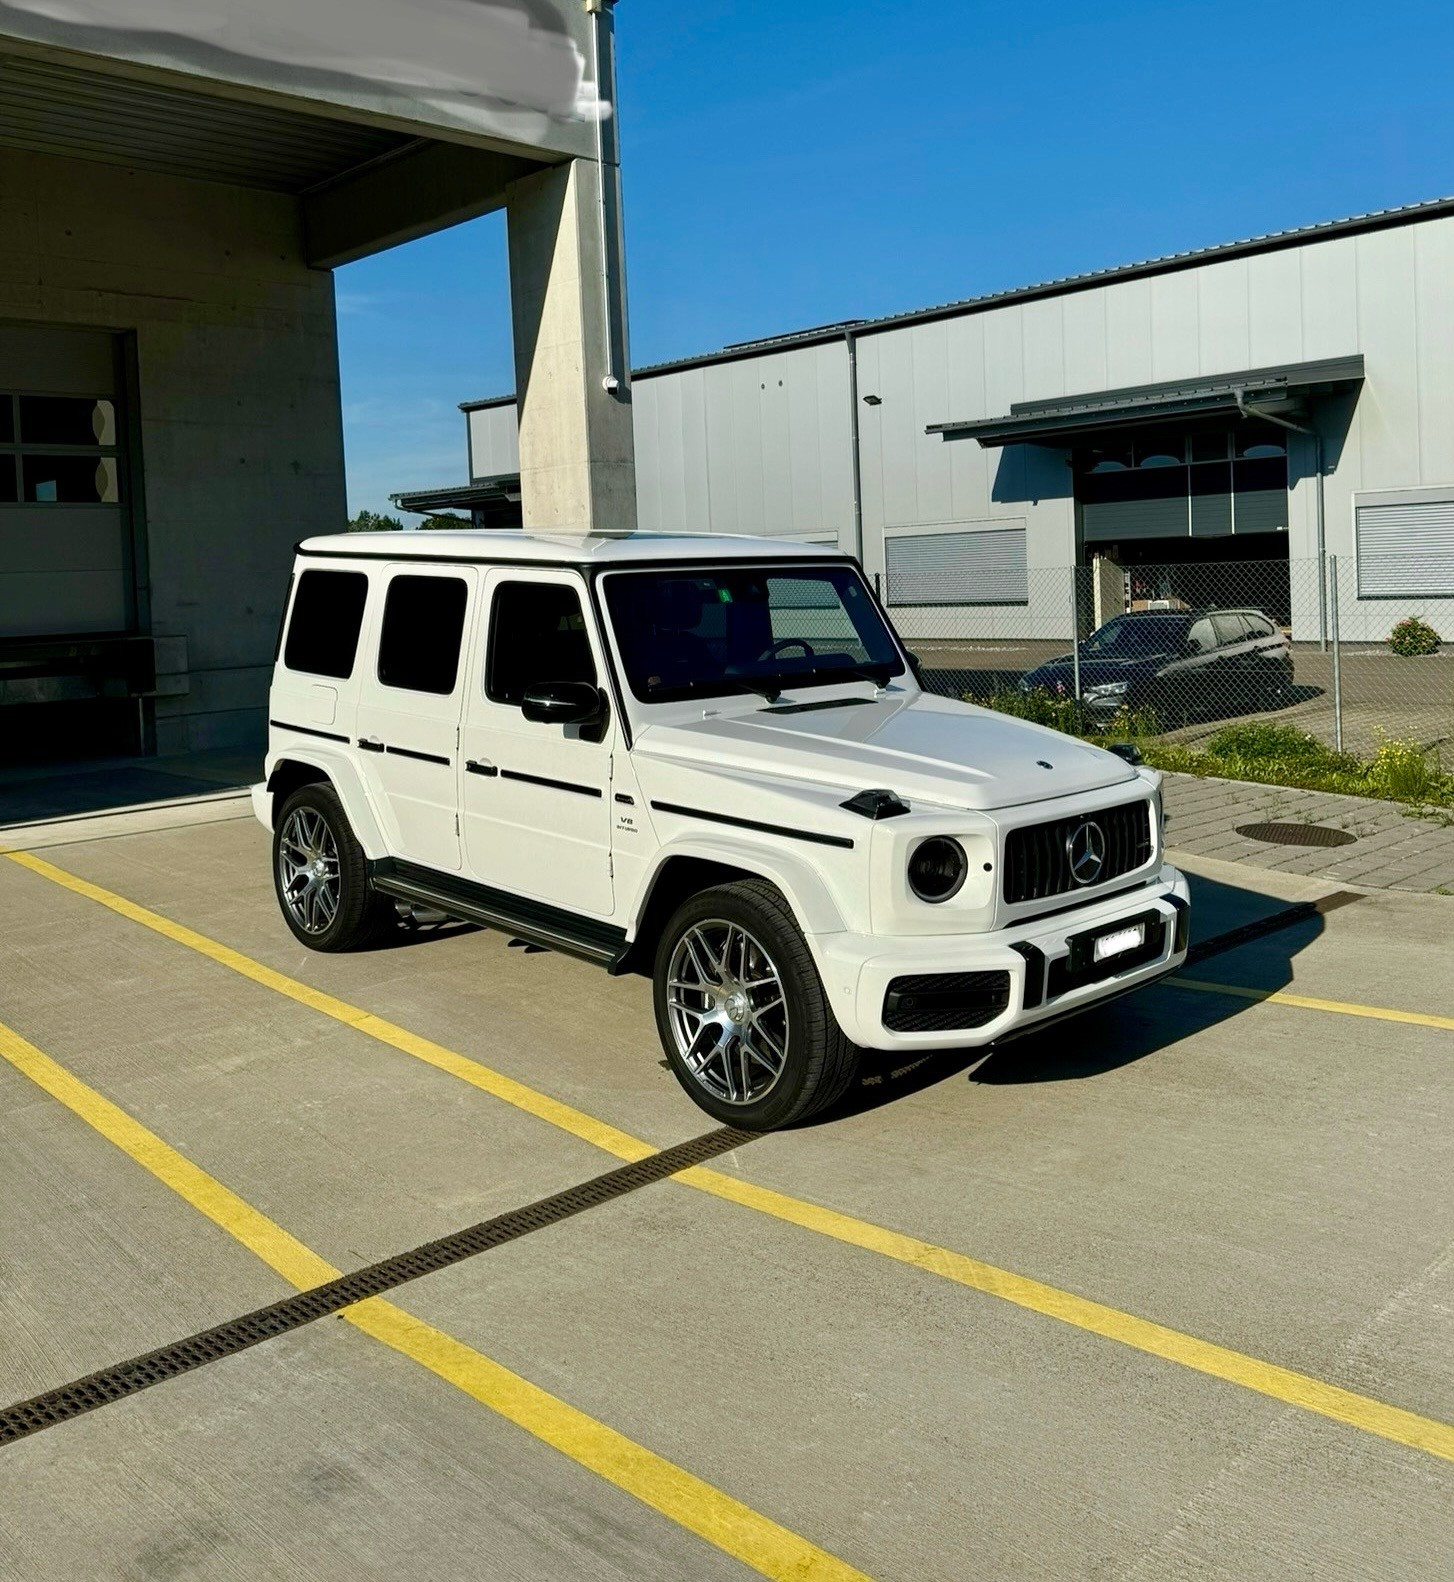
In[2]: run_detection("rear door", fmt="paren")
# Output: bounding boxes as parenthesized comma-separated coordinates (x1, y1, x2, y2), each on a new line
(459, 570, 615, 916)
(353, 566, 476, 873)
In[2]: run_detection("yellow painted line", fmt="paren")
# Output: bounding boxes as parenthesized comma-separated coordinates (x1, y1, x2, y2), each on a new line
(2, 849, 654, 1166)
(673, 1166, 1454, 1464)
(0, 1015, 866, 1582)
(1171, 976, 1454, 1032)
(6, 848, 1454, 1467)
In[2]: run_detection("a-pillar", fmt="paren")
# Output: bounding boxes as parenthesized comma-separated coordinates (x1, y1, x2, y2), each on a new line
(505, 157, 637, 535)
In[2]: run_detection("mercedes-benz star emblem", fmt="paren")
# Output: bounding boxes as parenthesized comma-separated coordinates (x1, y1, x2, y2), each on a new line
(1066, 820, 1106, 886)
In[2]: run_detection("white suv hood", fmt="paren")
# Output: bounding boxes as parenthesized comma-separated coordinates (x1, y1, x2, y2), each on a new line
(632, 690, 1139, 812)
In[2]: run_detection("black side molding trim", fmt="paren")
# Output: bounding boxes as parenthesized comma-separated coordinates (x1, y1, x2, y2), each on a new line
(270, 720, 349, 745)
(502, 769, 603, 799)
(369, 858, 626, 968)
(387, 745, 451, 766)
(650, 801, 855, 850)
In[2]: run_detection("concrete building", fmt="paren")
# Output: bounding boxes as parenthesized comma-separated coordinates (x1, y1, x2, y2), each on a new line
(0, 0, 635, 764)
(436, 196, 1454, 646)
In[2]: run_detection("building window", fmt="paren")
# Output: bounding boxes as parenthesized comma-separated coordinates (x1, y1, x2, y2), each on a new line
(283, 570, 370, 679)
(0, 392, 122, 506)
(377, 574, 469, 694)
(1079, 426, 1288, 541)
(885, 526, 1029, 606)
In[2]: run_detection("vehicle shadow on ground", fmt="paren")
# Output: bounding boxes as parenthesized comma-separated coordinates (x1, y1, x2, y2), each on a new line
(809, 872, 1331, 1122)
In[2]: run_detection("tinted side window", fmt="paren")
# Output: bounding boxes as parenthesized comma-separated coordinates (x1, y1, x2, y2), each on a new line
(283, 569, 369, 679)
(487, 581, 597, 707)
(377, 575, 469, 694)
(1185, 617, 1215, 653)
(1212, 613, 1248, 646)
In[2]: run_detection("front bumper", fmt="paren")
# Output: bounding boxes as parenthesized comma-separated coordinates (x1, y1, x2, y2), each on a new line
(816, 865, 1190, 1051)
(250, 781, 272, 832)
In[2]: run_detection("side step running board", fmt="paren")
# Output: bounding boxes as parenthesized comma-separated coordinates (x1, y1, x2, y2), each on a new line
(369, 859, 628, 971)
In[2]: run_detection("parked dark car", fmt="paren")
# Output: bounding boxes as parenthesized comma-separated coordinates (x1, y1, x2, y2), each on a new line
(1020, 609, 1293, 724)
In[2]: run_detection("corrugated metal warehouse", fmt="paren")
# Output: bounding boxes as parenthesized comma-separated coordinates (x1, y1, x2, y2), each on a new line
(436, 196, 1454, 647)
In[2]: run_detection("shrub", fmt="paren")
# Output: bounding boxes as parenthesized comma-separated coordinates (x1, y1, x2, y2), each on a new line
(1203, 722, 1353, 772)
(967, 687, 1159, 742)
(1388, 615, 1441, 657)
(1366, 735, 1452, 804)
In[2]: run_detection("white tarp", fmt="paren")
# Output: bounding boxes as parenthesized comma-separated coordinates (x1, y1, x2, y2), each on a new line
(0, 1, 599, 148)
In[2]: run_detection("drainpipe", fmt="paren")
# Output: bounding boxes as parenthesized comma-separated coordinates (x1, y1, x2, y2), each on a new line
(588, 0, 628, 396)
(845, 327, 866, 566)
(1235, 390, 1327, 650)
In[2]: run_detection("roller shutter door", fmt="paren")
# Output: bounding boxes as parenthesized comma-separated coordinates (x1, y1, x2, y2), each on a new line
(885, 526, 1028, 606)
(1356, 497, 1454, 598)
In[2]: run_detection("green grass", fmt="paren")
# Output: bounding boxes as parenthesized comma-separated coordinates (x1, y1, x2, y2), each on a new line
(967, 688, 1454, 811)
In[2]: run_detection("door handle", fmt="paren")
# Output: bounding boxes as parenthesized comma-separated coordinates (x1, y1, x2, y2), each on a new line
(465, 758, 498, 777)
(358, 736, 385, 753)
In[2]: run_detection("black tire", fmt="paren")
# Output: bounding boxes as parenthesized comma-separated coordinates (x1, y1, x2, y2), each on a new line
(652, 878, 860, 1129)
(272, 782, 395, 952)
(1261, 668, 1292, 710)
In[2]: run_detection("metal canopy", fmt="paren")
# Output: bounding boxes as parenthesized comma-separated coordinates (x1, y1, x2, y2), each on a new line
(0, 51, 414, 192)
(392, 476, 523, 515)
(927, 355, 1366, 449)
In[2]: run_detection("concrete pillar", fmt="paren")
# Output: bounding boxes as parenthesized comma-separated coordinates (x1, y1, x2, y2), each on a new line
(506, 158, 637, 535)
(1092, 552, 1126, 628)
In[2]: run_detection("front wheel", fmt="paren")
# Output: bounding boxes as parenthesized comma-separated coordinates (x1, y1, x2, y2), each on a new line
(653, 879, 860, 1129)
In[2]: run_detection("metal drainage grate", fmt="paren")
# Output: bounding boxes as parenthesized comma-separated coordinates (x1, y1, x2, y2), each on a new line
(0, 1125, 755, 1449)
(1234, 822, 1358, 849)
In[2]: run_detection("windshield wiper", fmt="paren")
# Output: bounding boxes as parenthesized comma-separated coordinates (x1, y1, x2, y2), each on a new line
(731, 676, 783, 703)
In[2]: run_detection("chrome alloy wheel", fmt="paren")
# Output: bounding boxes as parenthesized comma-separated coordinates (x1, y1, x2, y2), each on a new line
(277, 806, 341, 936)
(665, 920, 790, 1107)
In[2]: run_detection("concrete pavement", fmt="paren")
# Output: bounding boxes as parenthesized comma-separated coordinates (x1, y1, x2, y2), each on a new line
(1, 811, 1452, 1579)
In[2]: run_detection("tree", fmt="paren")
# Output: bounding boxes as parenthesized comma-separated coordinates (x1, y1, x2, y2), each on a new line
(421, 513, 471, 531)
(348, 509, 405, 532)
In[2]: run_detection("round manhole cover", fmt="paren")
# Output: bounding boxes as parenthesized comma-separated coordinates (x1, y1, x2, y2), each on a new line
(1234, 821, 1357, 849)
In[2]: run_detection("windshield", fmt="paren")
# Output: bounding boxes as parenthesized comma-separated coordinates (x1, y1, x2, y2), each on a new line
(1082, 614, 1189, 658)
(603, 565, 906, 703)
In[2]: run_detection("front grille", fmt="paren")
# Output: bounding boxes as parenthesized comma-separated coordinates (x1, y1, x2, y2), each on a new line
(1003, 798, 1152, 905)
(883, 971, 1011, 1033)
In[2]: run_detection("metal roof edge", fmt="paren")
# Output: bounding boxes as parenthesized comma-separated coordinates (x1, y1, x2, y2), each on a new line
(461, 196, 1454, 405)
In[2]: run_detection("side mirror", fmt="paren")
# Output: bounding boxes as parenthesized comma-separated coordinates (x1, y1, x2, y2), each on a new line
(521, 681, 604, 726)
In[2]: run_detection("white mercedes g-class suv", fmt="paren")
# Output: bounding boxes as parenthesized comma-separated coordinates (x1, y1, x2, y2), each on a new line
(256, 530, 1189, 1128)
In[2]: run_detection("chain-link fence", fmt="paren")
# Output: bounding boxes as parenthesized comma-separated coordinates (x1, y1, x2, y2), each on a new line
(882, 554, 1454, 761)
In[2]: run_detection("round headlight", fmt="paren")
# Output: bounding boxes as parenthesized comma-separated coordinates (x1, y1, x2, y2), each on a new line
(907, 837, 968, 903)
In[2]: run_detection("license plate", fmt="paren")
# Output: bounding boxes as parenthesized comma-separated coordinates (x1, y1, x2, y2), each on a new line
(1093, 923, 1145, 963)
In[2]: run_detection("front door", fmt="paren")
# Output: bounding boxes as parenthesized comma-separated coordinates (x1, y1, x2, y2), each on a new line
(460, 570, 615, 916)
(354, 566, 476, 873)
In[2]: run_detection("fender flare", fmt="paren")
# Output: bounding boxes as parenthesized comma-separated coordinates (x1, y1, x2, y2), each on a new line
(265, 748, 389, 860)
(630, 832, 850, 944)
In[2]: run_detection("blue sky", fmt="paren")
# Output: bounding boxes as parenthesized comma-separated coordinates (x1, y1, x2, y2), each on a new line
(339, 0, 1454, 515)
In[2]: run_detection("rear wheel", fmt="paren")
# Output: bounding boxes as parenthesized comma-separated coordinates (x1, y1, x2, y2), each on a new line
(653, 879, 860, 1129)
(1260, 667, 1292, 710)
(272, 783, 394, 952)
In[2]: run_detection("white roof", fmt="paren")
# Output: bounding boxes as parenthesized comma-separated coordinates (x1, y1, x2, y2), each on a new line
(298, 529, 850, 565)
